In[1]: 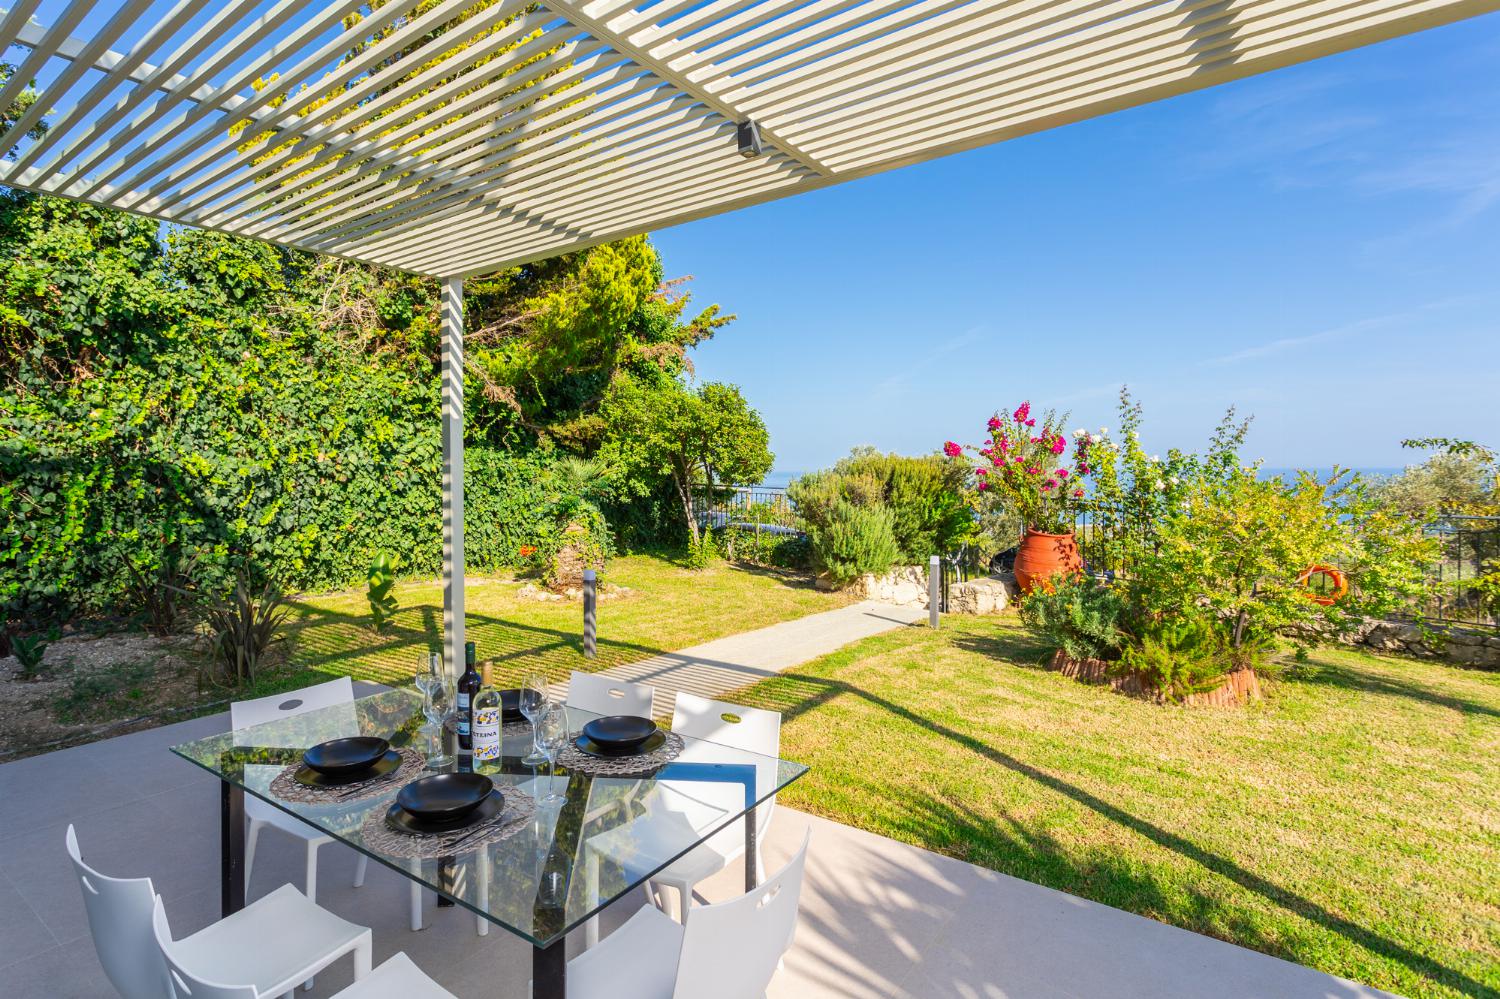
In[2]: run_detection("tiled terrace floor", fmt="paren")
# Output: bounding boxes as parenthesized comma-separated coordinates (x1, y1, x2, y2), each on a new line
(0, 704, 1399, 998)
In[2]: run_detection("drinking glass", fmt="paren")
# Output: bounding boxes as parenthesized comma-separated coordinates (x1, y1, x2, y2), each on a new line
(535, 704, 569, 804)
(416, 670, 455, 770)
(519, 669, 549, 766)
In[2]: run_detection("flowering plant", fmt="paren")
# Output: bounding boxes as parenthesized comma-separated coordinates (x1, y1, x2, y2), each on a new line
(944, 401, 1108, 535)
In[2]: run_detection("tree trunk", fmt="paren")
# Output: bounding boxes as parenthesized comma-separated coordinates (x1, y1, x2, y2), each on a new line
(673, 468, 699, 544)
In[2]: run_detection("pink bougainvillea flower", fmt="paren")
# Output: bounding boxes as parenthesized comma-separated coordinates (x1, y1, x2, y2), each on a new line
(1025, 419, 1036, 428)
(977, 481, 990, 491)
(987, 416, 1002, 431)
(943, 441, 962, 457)
(1050, 437, 1066, 455)
(1026, 466, 1040, 475)
(1078, 463, 1090, 475)
(975, 467, 988, 476)
(1013, 401, 1031, 422)
(1073, 488, 1085, 498)
(1056, 468, 1069, 478)
(1041, 480, 1055, 491)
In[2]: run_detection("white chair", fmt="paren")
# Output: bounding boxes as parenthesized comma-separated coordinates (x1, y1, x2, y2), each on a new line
(152, 893, 376, 999)
(647, 693, 782, 921)
(66, 824, 371, 999)
(559, 831, 810, 999)
(232, 677, 370, 902)
(567, 671, 655, 718)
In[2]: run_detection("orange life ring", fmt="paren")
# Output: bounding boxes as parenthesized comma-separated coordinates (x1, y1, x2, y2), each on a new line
(1297, 564, 1347, 606)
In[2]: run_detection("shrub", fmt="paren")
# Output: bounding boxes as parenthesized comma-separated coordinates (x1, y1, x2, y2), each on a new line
(366, 554, 400, 632)
(807, 501, 900, 585)
(1018, 574, 1127, 661)
(685, 529, 718, 570)
(717, 524, 810, 569)
(190, 567, 292, 687)
(1116, 614, 1242, 702)
(789, 449, 972, 566)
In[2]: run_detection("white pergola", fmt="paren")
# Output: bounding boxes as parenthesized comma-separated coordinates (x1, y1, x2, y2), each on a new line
(3, 0, 1494, 673)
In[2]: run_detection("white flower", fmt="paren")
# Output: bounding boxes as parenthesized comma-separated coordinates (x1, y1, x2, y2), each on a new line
(1073, 428, 1086, 438)
(1149, 454, 1160, 463)
(1169, 476, 1180, 486)
(1099, 427, 1109, 436)
(1155, 480, 1167, 491)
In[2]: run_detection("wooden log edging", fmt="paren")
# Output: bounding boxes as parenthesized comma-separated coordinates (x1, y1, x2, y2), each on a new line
(1048, 650, 1261, 707)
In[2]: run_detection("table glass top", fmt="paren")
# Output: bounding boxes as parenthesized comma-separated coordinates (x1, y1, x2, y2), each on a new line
(170, 688, 807, 947)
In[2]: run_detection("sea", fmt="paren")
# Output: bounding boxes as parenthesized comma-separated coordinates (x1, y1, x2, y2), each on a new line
(752, 467, 1405, 490)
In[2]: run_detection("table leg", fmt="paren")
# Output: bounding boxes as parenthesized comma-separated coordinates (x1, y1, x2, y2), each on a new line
(532, 938, 566, 999)
(745, 803, 757, 892)
(220, 780, 245, 917)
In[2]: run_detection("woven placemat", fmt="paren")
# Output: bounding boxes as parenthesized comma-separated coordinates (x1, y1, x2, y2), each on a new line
(555, 731, 684, 777)
(359, 786, 537, 858)
(269, 748, 428, 806)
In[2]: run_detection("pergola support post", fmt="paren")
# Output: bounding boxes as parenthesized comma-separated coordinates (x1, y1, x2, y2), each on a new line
(441, 276, 465, 680)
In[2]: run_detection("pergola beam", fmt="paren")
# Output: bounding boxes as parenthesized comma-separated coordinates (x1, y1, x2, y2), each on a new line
(0, 0, 1491, 277)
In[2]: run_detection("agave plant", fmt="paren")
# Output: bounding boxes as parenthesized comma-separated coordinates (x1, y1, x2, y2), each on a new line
(193, 568, 292, 686)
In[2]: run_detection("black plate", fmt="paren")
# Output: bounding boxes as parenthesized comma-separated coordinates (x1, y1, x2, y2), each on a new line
(396, 772, 494, 822)
(293, 749, 401, 788)
(496, 688, 525, 722)
(574, 729, 668, 759)
(385, 789, 504, 836)
(303, 736, 391, 776)
(582, 715, 658, 753)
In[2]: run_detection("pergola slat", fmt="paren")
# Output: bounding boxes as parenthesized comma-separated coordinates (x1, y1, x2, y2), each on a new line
(0, 0, 1490, 276)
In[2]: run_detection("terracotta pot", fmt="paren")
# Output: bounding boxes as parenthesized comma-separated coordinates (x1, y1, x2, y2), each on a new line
(1013, 529, 1082, 593)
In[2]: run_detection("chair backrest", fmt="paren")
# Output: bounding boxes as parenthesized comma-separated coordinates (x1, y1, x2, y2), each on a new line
(672, 830, 811, 999)
(65, 825, 173, 999)
(231, 676, 358, 745)
(672, 693, 782, 830)
(567, 671, 654, 718)
(671, 693, 780, 756)
(152, 896, 260, 999)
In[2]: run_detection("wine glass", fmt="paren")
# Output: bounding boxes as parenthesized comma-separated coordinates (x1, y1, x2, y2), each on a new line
(535, 703, 569, 804)
(519, 669, 549, 766)
(416, 670, 455, 770)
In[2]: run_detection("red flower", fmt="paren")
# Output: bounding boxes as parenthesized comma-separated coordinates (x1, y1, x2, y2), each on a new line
(943, 441, 962, 457)
(977, 481, 990, 491)
(1073, 488, 1085, 498)
(1013, 401, 1031, 422)
(518, 544, 537, 558)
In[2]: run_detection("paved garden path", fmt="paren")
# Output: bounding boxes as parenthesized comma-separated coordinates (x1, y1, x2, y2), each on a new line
(568, 600, 928, 711)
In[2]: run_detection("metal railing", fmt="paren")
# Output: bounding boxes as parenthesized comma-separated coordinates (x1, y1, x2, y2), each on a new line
(693, 486, 802, 535)
(1405, 514, 1499, 629)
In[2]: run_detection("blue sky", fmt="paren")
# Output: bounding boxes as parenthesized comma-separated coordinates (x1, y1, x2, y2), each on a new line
(653, 13, 1500, 478)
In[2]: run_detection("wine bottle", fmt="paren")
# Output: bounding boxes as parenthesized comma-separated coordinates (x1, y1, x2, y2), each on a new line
(472, 663, 501, 765)
(456, 640, 481, 753)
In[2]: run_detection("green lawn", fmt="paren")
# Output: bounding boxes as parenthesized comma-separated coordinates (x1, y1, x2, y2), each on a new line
(730, 615, 1500, 999)
(281, 554, 849, 687)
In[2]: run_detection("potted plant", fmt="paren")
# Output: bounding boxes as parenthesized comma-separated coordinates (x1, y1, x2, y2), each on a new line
(945, 401, 1104, 592)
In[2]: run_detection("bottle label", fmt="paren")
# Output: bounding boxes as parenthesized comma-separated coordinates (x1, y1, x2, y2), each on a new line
(456, 693, 471, 737)
(473, 706, 501, 760)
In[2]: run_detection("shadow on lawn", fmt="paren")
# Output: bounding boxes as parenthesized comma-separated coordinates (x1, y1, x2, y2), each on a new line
(1283, 655, 1500, 720)
(282, 601, 667, 687)
(741, 670, 1487, 997)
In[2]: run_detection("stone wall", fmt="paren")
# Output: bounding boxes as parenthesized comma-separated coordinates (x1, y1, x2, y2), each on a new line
(1354, 619, 1500, 669)
(833, 567, 1016, 614)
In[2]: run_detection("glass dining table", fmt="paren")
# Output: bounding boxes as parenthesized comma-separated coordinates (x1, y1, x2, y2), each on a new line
(170, 687, 808, 998)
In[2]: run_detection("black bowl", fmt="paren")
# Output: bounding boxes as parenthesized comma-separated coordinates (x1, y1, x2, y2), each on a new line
(397, 773, 495, 823)
(582, 715, 658, 754)
(303, 737, 391, 777)
(497, 688, 524, 721)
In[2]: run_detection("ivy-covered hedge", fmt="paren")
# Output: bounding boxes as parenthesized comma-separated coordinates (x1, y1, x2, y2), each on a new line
(0, 192, 559, 629)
